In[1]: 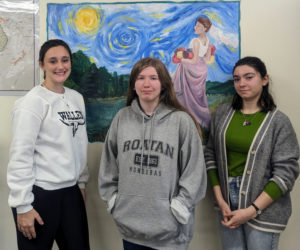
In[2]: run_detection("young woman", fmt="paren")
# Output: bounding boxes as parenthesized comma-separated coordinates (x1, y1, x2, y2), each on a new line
(173, 16, 212, 129)
(205, 56, 299, 250)
(7, 39, 90, 250)
(98, 57, 207, 250)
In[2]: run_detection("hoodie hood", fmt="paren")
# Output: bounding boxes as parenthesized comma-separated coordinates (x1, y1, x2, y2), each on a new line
(130, 98, 175, 123)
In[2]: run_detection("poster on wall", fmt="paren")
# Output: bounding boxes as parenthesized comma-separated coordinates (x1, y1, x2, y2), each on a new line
(47, 1, 240, 142)
(0, 0, 39, 93)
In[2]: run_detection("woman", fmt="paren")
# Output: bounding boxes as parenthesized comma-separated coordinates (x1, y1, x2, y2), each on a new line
(7, 39, 90, 250)
(98, 57, 206, 250)
(205, 56, 299, 250)
(173, 16, 212, 129)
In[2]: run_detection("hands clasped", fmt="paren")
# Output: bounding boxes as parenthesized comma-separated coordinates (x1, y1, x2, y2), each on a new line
(219, 202, 257, 229)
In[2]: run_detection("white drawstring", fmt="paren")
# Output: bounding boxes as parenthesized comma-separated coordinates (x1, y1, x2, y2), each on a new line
(147, 111, 156, 167)
(140, 115, 145, 168)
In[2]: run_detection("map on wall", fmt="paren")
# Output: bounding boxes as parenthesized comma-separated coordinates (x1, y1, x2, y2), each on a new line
(47, 1, 240, 142)
(0, 0, 39, 92)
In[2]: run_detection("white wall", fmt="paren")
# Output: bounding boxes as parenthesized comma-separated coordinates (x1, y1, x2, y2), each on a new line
(1, 0, 299, 249)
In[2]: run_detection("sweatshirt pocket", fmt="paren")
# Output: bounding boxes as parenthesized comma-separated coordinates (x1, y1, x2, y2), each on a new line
(112, 194, 180, 241)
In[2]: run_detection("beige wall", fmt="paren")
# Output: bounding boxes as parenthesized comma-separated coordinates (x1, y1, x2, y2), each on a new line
(1, 0, 299, 249)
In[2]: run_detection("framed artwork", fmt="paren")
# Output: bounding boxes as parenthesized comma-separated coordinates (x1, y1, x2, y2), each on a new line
(47, 1, 240, 142)
(0, 0, 39, 94)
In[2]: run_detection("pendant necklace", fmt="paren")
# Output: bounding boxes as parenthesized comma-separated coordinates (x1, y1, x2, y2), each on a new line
(241, 111, 259, 126)
(41, 82, 69, 108)
(61, 94, 70, 108)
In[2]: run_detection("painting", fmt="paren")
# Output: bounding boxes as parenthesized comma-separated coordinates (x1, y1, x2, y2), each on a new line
(0, 0, 39, 93)
(47, 1, 240, 142)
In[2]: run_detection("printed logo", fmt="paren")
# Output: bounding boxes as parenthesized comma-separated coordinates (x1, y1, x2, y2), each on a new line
(134, 153, 159, 167)
(122, 139, 175, 178)
(123, 139, 174, 159)
(57, 111, 85, 137)
(129, 166, 161, 177)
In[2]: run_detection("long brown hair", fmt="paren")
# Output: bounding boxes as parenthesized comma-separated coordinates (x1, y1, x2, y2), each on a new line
(127, 57, 202, 138)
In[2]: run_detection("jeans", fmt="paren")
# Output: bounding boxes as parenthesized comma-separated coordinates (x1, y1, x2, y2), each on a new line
(218, 176, 280, 250)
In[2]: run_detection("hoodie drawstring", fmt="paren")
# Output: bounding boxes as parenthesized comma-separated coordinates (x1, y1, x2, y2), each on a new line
(147, 111, 156, 167)
(140, 111, 157, 168)
(140, 115, 145, 168)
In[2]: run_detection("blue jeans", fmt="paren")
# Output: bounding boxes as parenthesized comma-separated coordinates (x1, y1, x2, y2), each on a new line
(218, 176, 280, 250)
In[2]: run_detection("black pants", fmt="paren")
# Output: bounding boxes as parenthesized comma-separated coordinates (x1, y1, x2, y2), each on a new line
(12, 185, 90, 250)
(123, 240, 157, 250)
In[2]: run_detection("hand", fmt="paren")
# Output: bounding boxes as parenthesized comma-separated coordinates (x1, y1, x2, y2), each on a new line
(218, 200, 232, 224)
(221, 206, 257, 229)
(17, 209, 44, 239)
(80, 188, 86, 203)
(212, 186, 232, 224)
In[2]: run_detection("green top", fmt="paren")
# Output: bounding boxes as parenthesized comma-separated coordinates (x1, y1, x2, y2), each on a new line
(208, 110, 282, 200)
(227, 110, 266, 176)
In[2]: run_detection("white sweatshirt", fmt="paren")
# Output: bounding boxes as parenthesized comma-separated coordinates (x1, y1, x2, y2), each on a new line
(7, 85, 89, 214)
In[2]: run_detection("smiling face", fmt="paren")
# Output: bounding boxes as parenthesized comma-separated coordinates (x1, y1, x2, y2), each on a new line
(134, 66, 162, 110)
(233, 65, 269, 104)
(39, 45, 71, 86)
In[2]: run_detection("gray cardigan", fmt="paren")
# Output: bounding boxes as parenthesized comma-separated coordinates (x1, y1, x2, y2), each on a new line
(205, 103, 299, 232)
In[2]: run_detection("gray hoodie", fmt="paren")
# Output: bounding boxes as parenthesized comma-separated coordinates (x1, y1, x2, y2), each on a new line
(99, 99, 206, 250)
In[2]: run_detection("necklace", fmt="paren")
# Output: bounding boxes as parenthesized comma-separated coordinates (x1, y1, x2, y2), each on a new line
(241, 111, 259, 126)
(41, 82, 69, 108)
(61, 94, 70, 108)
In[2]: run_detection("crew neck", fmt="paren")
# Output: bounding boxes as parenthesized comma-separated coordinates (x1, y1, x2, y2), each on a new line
(239, 110, 261, 116)
(40, 84, 66, 96)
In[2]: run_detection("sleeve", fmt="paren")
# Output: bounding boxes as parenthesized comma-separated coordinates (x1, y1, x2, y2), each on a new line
(269, 114, 299, 194)
(7, 101, 44, 214)
(264, 181, 282, 200)
(204, 109, 219, 174)
(171, 114, 207, 224)
(77, 94, 89, 189)
(78, 164, 89, 189)
(207, 169, 220, 187)
(98, 113, 120, 213)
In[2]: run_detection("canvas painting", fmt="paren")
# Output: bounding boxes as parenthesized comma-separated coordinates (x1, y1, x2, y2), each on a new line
(47, 1, 240, 142)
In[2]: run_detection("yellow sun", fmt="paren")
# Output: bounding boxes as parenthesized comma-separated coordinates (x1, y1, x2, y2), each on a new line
(74, 8, 100, 35)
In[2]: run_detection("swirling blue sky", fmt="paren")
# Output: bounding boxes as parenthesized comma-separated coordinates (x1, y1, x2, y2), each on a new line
(47, 1, 240, 83)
